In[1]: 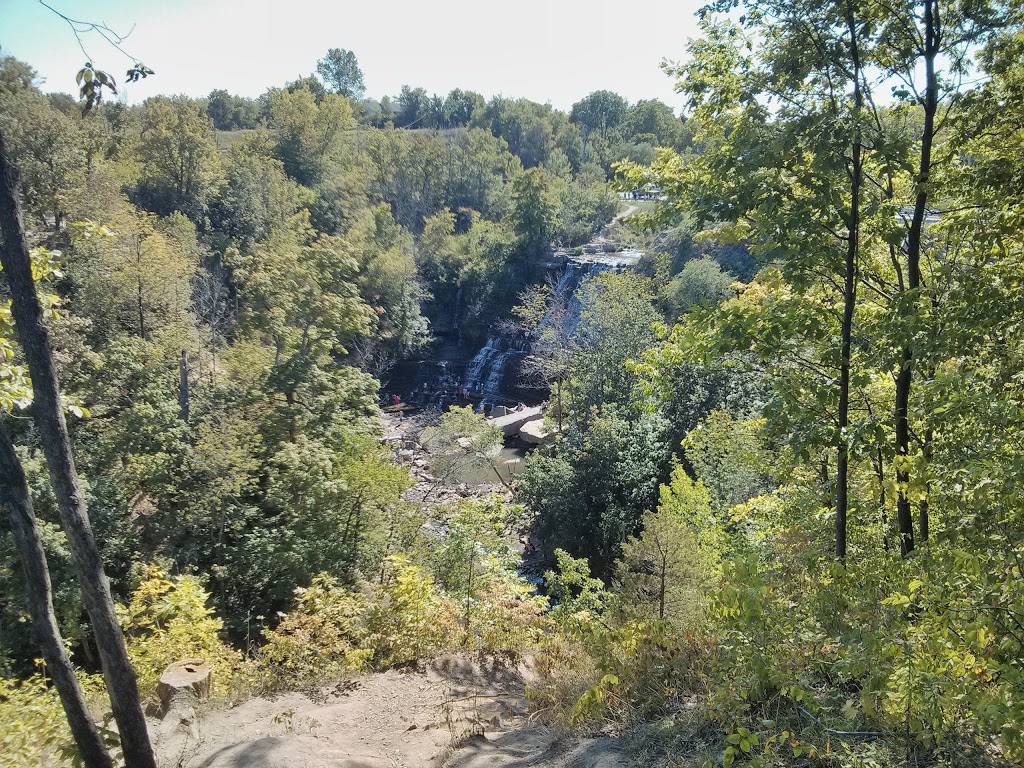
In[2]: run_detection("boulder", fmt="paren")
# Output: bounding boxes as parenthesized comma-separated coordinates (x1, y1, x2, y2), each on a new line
(489, 407, 543, 437)
(519, 419, 550, 445)
(156, 659, 211, 715)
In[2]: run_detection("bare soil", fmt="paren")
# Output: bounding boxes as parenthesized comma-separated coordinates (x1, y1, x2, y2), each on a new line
(150, 653, 627, 768)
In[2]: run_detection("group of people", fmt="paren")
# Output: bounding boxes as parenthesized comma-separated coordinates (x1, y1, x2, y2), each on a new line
(389, 376, 480, 410)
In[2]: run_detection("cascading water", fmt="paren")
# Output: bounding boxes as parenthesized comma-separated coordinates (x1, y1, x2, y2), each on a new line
(389, 254, 639, 410)
(463, 334, 530, 407)
(462, 256, 632, 408)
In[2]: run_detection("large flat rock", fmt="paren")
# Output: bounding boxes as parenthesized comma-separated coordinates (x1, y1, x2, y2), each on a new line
(489, 407, 543, 437)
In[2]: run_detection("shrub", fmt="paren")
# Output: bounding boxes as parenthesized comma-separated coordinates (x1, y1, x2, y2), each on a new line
(121, 566, 247, 700)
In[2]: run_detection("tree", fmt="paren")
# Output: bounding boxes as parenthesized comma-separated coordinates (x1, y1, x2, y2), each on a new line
(520, 408, 674, 572)
(0, 423, 113, 768)
(75, 211, 198, 341)
(316, 48, 365, 99)
(515, 282, 575, 430)
(622, 99, 685, 149)
(0, 129, 157, 767)
(512, 167, 558, 256)
(879, 0, 1006, 555)
(570, 90, 629, 144)
(665, 256, 735, 318)
(478, 96, 569, 168)
(136, 96, 221, 221)
(0, 54, 37, 95)
(0, 246, 112, 767)
(268, 87, 355, 186)
(616, 466, 714, 624)
(683, 411, 773, 514)
(206, 89, 260, 130)
(622, 0, 880, 560)
(395, 85, 430, 128)
(419, 406, 505, 493)
(568, 271, 659, 418)
(442, 88, 484, 127)
(0, 89, 84, 233)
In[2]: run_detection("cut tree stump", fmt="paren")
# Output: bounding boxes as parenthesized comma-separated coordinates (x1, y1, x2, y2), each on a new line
(156, 659, 211, 715)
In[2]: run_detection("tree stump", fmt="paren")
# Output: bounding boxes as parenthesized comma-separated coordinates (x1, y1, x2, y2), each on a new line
(156, 659, 211, 716)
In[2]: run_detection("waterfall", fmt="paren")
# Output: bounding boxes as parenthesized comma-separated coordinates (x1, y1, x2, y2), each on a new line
(463, 334, 529, 407)
(539, 260, 612, 339)
(460, 252, 642, 409)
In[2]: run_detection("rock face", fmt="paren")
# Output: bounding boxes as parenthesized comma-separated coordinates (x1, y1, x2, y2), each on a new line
(157, 659, 212, 715)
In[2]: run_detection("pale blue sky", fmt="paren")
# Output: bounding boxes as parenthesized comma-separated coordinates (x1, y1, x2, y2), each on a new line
(0, 0, 704, 111)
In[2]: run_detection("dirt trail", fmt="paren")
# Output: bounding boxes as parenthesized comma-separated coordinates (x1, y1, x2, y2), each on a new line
(150, 654, 627, 768)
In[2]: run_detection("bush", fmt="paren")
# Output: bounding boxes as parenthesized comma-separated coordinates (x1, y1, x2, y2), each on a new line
(121, 566, 248, 700)
(0, 667, 109, 768)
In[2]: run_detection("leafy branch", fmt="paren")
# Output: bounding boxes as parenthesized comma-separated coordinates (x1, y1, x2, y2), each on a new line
(38, 0, 154, 112)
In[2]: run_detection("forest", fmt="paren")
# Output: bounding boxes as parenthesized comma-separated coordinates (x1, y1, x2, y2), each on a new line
(1, 0, 1024, 764)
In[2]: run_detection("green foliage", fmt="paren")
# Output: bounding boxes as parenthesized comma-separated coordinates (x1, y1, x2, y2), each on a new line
(120, 566, 246, 698)
(616, 466, 717, 626)
(316, 48, 365, 99)
(206, 89, 260, 131)
(567, 271, 659, 418)
(0, 668, 101, 768)
(570, 91, 628, 144)
(260, 497, 547, 680)
(545, 549, 608, 631)
(257, 574, 374, 686)
(0, 245, 64, 411)
(420, 406, 504, 486)
(665, 256, 735, 319)
(512, 166, 559, 256)
(520, 408, 674, 571)
(9, 20, 1024, 763)
(136, 95, 221, 221)
(267, 86, 355, 186)
(683, 412, 774, 514)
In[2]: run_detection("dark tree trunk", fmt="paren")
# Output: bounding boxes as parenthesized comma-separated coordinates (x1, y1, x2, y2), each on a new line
(836, 1, 863, 563)
(0, 129, 157, 768)
(178, 349, 190, 422)
(894, 0, 939, 558)
(0, 421, 114, 768)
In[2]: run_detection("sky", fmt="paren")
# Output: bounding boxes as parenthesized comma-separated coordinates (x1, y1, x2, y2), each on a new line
(0, 0, 704, 111)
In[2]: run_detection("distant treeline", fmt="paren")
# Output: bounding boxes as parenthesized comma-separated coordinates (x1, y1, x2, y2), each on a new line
(203, 83, 691, 175)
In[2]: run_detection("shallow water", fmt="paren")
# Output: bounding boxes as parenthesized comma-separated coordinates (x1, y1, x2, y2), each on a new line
(453, 445, 530, 485)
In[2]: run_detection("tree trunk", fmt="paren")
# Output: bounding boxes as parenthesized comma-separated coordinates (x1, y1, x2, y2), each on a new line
(836, 1, 863, 563)
(919, 425, 932, 543)
(0, 421, 114, 768)
(894, 0, 939, 558)
(0, 129, 157, 768)
(178, 349, 190, 422)
(658, 555, 667, 620)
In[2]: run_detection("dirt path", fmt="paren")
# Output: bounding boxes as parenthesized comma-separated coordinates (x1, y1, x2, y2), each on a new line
(615, 202, 640, 222)
(151, 654, 628, 768)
